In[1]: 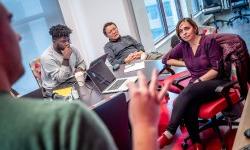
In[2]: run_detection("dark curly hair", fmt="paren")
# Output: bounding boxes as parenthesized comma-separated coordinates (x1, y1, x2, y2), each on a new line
(49, 24, 72, 40)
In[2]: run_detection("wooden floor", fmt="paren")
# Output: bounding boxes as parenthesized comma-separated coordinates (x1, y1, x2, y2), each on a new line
(161, 8, 250, 150)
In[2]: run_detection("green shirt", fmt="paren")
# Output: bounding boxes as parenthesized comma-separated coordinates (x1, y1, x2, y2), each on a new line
(0, 93, 117, 150)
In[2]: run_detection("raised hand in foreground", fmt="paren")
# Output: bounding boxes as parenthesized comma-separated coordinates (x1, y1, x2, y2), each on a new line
(128, 70, 169, 150)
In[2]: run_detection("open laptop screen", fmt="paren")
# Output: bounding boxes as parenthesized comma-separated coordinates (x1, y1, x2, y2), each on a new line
(87, 60, 115, 92)
(89, 53, 108, 67)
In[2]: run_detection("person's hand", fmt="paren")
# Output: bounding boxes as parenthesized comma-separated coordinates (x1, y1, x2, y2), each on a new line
(124, 53, 135, 64)
(125, 52, 143, 64)
(75, 67, 84, 73)
(193, 78, 202, 83)
(193, 79, 198, 83)
(62, 44, 72, 59)
(130, 51, 142, 59)
(128, 70, 169, 129)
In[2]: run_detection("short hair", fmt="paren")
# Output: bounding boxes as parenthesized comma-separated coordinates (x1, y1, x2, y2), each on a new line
(49, 24, 72, 40)
(175, 18, 199, 40)
(103, 22, 116, 36)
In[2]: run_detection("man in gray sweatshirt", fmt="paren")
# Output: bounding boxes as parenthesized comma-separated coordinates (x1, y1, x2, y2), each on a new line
(40, 24, 86, 93)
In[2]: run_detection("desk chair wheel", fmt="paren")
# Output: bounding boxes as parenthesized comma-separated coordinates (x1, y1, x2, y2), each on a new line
(181, 142, 188, 150)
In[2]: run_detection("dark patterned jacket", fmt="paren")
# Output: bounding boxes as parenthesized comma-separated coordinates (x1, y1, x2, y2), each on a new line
(208, 33, 250, 98)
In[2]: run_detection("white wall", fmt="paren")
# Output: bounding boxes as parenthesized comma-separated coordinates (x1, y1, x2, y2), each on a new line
(58, 0, 139, 66)
(131, 0, 191, 54)
(58, 0, 209, 65)
(131, 0, 156, 52)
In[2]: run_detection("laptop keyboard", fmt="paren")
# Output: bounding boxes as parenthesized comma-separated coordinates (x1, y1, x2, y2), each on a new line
(107, 79, 127, 91)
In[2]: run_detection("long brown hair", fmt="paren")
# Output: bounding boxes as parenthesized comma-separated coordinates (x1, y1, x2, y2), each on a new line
(175, 18, 199, 40)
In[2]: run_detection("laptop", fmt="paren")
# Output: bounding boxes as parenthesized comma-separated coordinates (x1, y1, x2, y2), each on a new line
(92, 93, 131, 150)
(89, 53, 108, 67)
(87, 56, 137, 94)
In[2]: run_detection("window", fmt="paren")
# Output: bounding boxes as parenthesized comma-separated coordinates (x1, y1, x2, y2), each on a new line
(191, 0, 201, 16)
(144, 0, 182, 42)
(1, 0, 64, 95)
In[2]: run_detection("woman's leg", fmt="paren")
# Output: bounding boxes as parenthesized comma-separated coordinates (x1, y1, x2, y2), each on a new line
(183, 103, 201, 143)
(166, 80, 228, 136)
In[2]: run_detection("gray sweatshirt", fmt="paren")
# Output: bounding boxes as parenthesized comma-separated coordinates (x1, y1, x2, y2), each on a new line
(104, 35, 144, 65)
(40, 45, 86, 90)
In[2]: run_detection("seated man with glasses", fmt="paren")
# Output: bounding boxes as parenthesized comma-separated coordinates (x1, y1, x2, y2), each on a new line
(103, 22, 146, 65)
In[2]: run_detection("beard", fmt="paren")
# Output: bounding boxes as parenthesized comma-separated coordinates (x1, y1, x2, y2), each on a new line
(54, 44, 65, 53)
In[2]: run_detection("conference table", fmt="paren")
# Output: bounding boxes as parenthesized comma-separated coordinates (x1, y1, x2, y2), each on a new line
(232, 91, 250, 150)
(23, 60, 166, 150)
(79, 60, 166, 105)
(24, 60, 166, 105)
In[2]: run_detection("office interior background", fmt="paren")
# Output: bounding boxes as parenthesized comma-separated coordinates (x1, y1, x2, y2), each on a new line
(1, 0, 249, 95)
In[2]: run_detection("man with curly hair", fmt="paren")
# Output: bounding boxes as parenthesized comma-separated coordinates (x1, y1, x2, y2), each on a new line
(40, 24, 86, 94)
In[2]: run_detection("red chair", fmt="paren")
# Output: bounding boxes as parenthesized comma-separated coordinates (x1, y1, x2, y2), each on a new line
(159, 66, 245, 149)
(159, 33, 250, 149)
(29, 58, 42, 87)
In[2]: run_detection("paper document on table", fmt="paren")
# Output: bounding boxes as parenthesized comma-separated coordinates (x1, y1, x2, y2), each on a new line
(124, 61, 145, 73)
(53, 87, 72, 96)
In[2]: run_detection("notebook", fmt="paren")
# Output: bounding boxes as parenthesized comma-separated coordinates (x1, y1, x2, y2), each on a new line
(87, 56, 137, 94)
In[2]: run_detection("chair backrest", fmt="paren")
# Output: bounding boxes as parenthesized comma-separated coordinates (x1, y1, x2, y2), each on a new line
(29, 58, 42, 87)
(202, 0, 223, 15)
(208, 33, 250, 98)
(203, 0, 222, 9)
(231, 0, 249, 9)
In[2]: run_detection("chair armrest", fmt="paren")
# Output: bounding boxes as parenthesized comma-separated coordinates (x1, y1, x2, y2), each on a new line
(215, 80, 238, 110)
(165, 65, 175, 75)
(215, 80, 238, 93)
(172, 74, 191, 90)
(158, 64, 175, 76)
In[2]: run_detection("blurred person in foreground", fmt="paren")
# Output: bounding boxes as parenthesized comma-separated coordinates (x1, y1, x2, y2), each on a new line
(0, 3, 116, 150)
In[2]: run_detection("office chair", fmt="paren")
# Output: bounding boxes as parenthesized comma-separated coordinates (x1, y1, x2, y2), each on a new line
(228, 0, 250, 24)
(202, 0, 231, 28)
(29, 58, 42, 87)
(159, 33, 250, 149)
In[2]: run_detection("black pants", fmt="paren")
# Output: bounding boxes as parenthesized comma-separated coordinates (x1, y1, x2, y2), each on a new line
(166, 79, 228, 143)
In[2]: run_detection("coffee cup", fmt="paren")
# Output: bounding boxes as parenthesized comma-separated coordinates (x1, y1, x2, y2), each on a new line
(74, 71, 85, 86)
